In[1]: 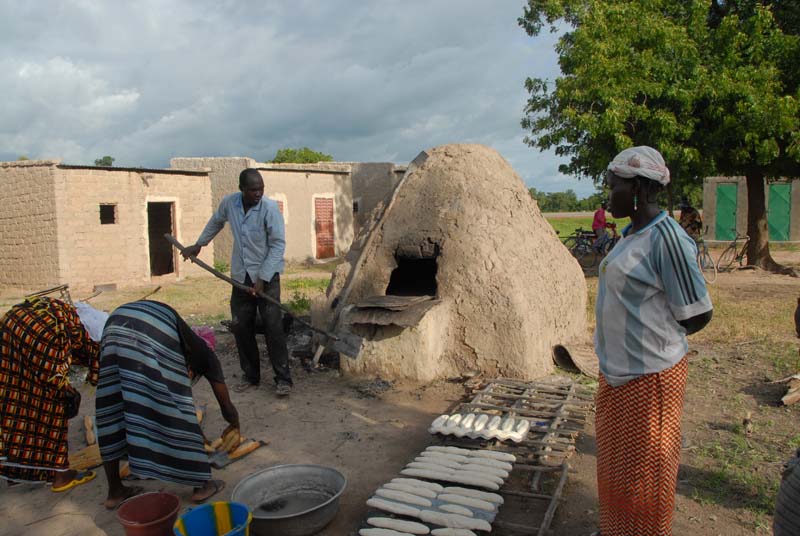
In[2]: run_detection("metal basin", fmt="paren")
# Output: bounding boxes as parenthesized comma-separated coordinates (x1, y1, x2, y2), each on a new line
(232, 464, 346, 536)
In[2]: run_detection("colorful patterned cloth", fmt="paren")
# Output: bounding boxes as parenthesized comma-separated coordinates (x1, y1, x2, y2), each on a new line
(0, 298, 100, 483)
(96, 301, 216, 487)
(679, 207, 703, 241)
(595, 357, 688, 536)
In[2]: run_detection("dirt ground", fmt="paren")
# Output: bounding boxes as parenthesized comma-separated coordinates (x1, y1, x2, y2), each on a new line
(1, 250, 799, 535)
(0, 328, 465, 536)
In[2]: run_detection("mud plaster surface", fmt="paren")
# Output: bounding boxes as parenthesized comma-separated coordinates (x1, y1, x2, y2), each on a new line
(325, 144, 587, 381)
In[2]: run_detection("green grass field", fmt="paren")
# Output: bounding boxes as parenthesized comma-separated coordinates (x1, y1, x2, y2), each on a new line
(545, 215, 629, 242)
(546, 214, 799, 250)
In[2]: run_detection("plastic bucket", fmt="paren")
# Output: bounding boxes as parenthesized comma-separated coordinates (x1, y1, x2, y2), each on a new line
(118, 492, 181, 536)
(174, 501, 252, 536)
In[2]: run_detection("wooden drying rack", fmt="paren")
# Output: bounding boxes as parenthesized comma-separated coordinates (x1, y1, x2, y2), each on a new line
(440, 376, 595, 536)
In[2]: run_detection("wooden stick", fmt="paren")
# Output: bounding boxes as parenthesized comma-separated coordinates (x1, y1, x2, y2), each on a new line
(482, 388, 594, 403)
(139, 285, 162, 300)
(311, 153, 425, 367)
(537, 463, 570, 536)
(501, 489, 559, 500)
(78, 290, 102, 302)
(164, 234, 342, 343)
(459, 402, 589, 422)
(474, 390, 594, 406)
(491, 378, 595, 397)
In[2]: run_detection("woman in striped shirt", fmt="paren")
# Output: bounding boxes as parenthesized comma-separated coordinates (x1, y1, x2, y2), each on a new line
(593, 146, 713, 536)
(96, 300, 240, 509)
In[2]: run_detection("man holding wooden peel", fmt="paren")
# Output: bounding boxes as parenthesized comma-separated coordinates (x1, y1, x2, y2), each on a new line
(183, 168, 293, 396)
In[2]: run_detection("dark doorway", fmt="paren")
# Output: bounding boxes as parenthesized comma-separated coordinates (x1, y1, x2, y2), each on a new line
(147, 202, 174, 276)
(386, 257, 438, 296)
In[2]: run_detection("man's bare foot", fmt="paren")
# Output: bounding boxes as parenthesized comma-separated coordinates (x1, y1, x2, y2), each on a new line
(191, 479, 225, 503)
(104, 485, 145, 510)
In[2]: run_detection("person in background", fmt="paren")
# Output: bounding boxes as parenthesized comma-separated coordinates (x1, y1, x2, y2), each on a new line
(592, 200, 612, 252)
(774, 301, 800, 535)
(183, 168, 293, 396)
(593, 146, 713, 536)
(0, 297, 100, 490)
(678, 196, 703, 241)
(97, 300, 239, 509)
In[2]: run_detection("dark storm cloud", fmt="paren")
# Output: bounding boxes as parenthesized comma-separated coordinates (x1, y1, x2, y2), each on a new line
(0, 0, 597, 196)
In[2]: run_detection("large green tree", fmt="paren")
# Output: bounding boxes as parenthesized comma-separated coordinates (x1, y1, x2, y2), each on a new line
(94, 155, 115, 167)
(520, 0, 800, 272)
(701, 1, 800, 273)
(270, 147, 333, 164)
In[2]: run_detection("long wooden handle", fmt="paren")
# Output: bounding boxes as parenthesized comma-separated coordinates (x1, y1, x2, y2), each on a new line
(311, 153, 425, 368)
(164, 234, 340, 342)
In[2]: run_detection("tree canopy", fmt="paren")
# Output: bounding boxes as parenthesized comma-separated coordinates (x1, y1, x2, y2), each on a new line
(529, 188, 604, 212)
(519, 0, 800, 271)
(94, 156, 115, 167)
(270, 147, 333, 164)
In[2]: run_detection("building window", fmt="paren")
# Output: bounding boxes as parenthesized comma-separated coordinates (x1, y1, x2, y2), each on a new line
(269, 194, 288, 223)
(353, 200, 360, 213)
(100, 204, 117, 224)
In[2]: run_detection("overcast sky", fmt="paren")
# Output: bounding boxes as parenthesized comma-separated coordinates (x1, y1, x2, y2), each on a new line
(0, 1, 598, 196)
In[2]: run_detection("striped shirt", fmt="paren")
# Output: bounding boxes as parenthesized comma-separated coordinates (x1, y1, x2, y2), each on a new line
(97, 301, 212, 486)
(197, 192, 285, 284)
(594, 211, 712, 386)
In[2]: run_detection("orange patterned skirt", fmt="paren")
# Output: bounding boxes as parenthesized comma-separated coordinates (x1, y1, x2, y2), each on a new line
(595, 357, 688, 536)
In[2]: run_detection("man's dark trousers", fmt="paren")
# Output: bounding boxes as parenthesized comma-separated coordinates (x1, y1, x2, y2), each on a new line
(230, 273, 292, 386)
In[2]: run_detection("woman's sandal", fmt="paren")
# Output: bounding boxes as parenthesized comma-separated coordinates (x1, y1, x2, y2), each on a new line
(51, 470, 97, 492)
(191, 479, 225, 504)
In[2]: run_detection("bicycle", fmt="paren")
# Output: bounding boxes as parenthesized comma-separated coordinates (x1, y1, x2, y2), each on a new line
(694, 228, 716, 284)
(716, 230, 750, 272)
(596, 223, 619, 255)
(567, 225, 617, 269)
(563, 227, 599, 268)
(561, 226, 593, 250)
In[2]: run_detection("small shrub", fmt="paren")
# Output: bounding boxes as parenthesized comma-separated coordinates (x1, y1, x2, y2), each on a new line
(213, 260, 230, 273)
(286, 292, 311, 315)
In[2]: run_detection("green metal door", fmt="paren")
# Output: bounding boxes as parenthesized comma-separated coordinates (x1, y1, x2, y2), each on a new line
(768, 183, 791, 241)
(715, 183, 738, 241)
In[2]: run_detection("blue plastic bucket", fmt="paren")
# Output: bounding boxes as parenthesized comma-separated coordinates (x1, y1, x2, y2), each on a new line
(173, 502, 252, 536)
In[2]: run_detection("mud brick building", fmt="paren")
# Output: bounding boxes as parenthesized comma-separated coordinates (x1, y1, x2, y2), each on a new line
(0, 159, 214, 291)
(171, 157, 404, 265)
(703, 176, 800, 242)
(1, 157, 405, 292)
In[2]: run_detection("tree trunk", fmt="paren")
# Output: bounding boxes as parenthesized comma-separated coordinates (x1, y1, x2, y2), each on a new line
(667, 184, 674, 218)
(745, 172, 797, 276)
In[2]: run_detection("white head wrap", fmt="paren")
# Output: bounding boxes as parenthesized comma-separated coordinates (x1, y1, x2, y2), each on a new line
(606, 146, 670, 186)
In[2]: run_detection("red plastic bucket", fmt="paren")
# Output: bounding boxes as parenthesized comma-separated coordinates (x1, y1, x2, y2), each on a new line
(117, 492, 181, 536)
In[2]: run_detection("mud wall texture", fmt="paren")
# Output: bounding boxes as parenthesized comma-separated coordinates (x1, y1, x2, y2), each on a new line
(54, 168, 214, 290)
(320, 144, 587, 382)
(0, 160, 61, 289)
